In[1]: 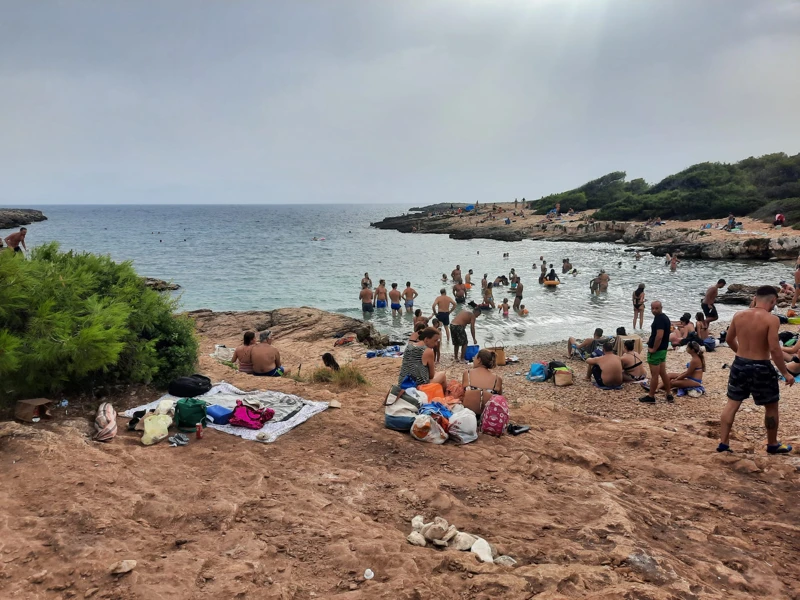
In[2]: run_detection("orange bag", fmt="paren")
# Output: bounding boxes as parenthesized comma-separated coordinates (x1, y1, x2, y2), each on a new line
(418, 383, 444, 401)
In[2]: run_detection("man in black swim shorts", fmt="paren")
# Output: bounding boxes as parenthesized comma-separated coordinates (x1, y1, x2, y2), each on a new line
(701, 279, 725, 324)
(719, 285, 794, 454)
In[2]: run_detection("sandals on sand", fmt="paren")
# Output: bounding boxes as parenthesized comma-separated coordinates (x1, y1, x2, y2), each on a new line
(767, 443, 793, 454)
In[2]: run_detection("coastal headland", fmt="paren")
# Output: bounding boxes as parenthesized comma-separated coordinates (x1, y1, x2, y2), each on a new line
(372, 204, 800, 260)
(2, 305, 800, 598)
(0, 208, 47, 229)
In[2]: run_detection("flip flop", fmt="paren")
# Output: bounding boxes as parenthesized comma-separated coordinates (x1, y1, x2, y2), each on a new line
(767, 443, 792, 455)
(507, 424, 530, 436)
(168, 433, 189, 446)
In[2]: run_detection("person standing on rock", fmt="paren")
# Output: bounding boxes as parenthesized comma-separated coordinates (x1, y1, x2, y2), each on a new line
(359, 282, 374, 315)
(402, 282, 418, 314)
(432, 289, 457, 343)
(702, 279, 725, 324)
(719, 286, 794, 454)
(4, 227, 27, 255)
(640, 301, 672, 404)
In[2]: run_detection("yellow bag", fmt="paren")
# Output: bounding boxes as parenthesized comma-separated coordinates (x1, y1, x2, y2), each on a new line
(141, 414, 172, 446)
(488, 342, 506, 366)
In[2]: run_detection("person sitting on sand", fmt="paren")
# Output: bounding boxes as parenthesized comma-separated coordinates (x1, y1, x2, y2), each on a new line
(658, 341, 705, 390)
(568, 328, 608, 359)
(252, 330, 288, 377)
(389, 283, 403, 317)
(585, 341, 623, 388)
(498, 298, 510, 317)
(669, 313, 695, 346)
(462, 349, 503, 416)
(450, 303, 482, 362)
(779, 280, 795, 296)
(621, 339, 647, 382)
(432, 289, 457, 343)
(232, 331, 256, 374)
(398, 327, 446, 387)
(408, 322, 426, 342)
(695, 312, 709, 341)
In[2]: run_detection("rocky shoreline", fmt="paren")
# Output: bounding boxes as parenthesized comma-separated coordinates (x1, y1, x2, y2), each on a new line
(372, 209, 800, 260)
(0, 208, 47, 229)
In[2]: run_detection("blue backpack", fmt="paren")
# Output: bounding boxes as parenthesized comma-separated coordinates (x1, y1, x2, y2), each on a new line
(526, 363, 547, 382)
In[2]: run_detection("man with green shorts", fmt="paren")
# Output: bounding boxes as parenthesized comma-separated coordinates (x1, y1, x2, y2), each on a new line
(640, 300, 672, 403)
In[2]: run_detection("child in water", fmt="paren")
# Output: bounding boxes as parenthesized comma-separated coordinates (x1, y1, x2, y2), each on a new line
(517, 304, 529, 316)
(441, 274, 448, 283)
(431, 318, 442, 363)
(499, 298, 510, 318)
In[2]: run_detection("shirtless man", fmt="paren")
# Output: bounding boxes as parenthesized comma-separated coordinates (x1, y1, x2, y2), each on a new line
(451, 265, 463, 284)
(719, 286, 794, 454)
(388, 283, 403, 317)
(453, 281, 467, 304)
(465, 269, 473, 288)
(4, 227, 27, 254)
(670, 255, 680, 271)
(450, 304, 482, 362)
(585, 341, 623, 388)
(792, 264, 800, 309)
(374, 280, 389, 309)
(597, 270, 610, 292)
(702, 279, 725, 324)
(513, 278, 524, 311)
(432, 289, 457, 343)
(361, 272, 372, 288)
(402, 281, 418, 314)
(481, 273, 488, 291)
(251, 331, 288, 377)
(359, 283, 374, 315)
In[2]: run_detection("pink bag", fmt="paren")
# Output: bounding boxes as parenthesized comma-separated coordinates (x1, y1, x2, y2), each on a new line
(479, 394, 509, 437)
(228, 399, 275, 429)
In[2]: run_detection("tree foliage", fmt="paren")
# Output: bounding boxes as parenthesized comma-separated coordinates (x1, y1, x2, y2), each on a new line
(0, 243, 197, 403)
(528, 152, 800, 222)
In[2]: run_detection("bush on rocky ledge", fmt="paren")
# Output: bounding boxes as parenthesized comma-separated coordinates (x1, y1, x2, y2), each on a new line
(0, 243, 197, 403)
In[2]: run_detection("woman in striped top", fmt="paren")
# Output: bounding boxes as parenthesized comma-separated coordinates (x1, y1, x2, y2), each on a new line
(398, 327, 447, 387)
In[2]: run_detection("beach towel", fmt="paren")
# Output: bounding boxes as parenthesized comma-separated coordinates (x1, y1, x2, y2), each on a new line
(124, 383, 328, 443)
(676, 386, 705, 397)
(93, 402, 118, 442)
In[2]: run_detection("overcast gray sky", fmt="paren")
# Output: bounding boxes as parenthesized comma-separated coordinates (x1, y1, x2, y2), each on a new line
(1, 0, 799, 205)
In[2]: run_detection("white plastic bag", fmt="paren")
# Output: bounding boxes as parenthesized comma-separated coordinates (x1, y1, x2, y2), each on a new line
(448, 406, 478, 444)
(212, 345, 235, 362)
(410, 414, 448, 444)
(141, 414, 172, 446)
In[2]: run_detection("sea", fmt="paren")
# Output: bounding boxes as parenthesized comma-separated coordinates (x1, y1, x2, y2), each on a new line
(6, 204, 792, 345)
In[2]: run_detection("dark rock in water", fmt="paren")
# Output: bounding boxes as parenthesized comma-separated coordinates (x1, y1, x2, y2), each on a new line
(718, 284, 783, 305)
(142, 277, 181, 291)
(0, 208, 47, 229)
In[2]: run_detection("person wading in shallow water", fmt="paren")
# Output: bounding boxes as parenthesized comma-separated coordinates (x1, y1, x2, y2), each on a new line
(718, 286, 794, 454)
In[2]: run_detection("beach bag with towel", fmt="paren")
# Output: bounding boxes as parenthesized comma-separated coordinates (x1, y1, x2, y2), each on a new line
(465, 345, 480, 362)
(526, 363, 547, 382)
(448, 406, 478, 444)
(410, 414, 448, 444)
(93, 402, 118, 442)
(168, 374, 212, 398)
(384, 385, 424, 432)
(229, 399, 274, 429)
(487, 342, 506, 366)
(553, 367, 574, 387)
(418, 382, 444, 401)
(174, 398, 208, 432)
(446, 379, 465, 401)
(479, 394, 509, 437)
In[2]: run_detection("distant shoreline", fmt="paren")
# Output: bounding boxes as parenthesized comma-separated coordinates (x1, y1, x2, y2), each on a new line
(0, 208, 47, 230)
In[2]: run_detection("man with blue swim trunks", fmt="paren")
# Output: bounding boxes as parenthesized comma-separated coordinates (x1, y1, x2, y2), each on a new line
(389, 283, 403, 317)
(375, 280, 389, 309)
(432, 288, 457, 344)
(402, 281, 418, 314)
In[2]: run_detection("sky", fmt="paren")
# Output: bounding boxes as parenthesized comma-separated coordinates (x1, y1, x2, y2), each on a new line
(1, 0, 799, 206)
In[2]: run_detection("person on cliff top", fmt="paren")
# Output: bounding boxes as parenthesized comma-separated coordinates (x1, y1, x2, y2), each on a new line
(4, 227, 27, 255)
(450, 303, 482, 363)
(252, 330, 288, 377)
(719, 286, 793, 454)
(432, 289, 457, 343)
(359, 282, 374, 315)
(402, 281, 418, 314)
(361, 272, 372, 288)
(640, 301, 672, 404)
(374, 280, 389, 309)
(388, 283, 403, 317)
(702, 279, 726, 324)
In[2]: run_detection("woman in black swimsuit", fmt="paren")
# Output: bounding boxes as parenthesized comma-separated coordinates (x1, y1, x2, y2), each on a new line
(461, 349, 503, 416)
(632, 283, 646, 330)
(621, 339, 647, 382)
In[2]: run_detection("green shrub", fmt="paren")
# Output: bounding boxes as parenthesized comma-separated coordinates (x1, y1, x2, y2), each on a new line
(307, 364, 367, 389)
(0, 243, 198, 403)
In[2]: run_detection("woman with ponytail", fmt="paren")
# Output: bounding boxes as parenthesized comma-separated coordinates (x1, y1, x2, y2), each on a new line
(659, 341, 705, 389)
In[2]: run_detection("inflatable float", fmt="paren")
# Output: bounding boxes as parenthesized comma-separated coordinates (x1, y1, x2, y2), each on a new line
(543, 280, 560, 287)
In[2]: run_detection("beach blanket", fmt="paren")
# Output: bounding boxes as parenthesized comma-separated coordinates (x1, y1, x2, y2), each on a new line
(123, 383, 328, 443)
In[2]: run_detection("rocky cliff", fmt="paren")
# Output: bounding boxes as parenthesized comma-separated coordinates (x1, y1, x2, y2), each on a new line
(0, 208, 47, 229)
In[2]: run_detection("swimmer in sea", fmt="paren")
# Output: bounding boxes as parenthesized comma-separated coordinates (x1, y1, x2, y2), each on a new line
(481, 273, 488, 291)
(442, 273, 448, 283)
(499, 298, 510, 317)
(517, 304, 529, 316)
(453, 281, 468, 305)
(597, 270, 610, 292)
(451, 264, 463, 285)
(375, 280, 389, 309)
(402, 281, 418, 314)
(635, 252, 642, 261)
(359, 283, 374, 315)
(465, 269, 473, 289)
(361, 272, 372, 289)
(389, 283, 403, 317)
(670, 255, 680, 271)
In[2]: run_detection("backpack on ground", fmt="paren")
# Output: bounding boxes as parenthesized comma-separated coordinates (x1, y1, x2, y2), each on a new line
(479, 394, 509, 437)
(168, 374, 212, 398)
(174, 397, 208, 432)
(526, 363, 547, 382)
(229, 399, 274, 429)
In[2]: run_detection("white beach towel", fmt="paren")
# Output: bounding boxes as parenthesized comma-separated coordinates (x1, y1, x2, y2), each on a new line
(123, 382, 328, 443)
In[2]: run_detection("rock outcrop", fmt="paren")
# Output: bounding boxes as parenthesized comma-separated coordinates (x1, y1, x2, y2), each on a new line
(0, 208, 47, 229)
(142, 277, 180, 291)
(717, 284, 793, 306)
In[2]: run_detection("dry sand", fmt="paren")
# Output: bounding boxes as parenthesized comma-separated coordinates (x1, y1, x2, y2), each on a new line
(2, 309, 800, 599)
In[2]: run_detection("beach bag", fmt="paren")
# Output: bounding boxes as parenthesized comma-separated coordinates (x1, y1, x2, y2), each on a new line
(168, 374, 212, 398)
(384, 385, 423, 419)
(465, 345, 480, 362)
(93, 402, 118, 442)
(399, 375, 417, 390)
(229, 399, 274, 429)
(174, 398, 208, 432)
(526, 363, 547, 382)
(479, 395, 509, 437)
(410, 414, 448, 444)
(487, 342, 506, 366)
(418, 382, 444, 401)
(703, 337, 717, 352)
(448, 406, 478, 444)
(779, 331, 797, 345)
(553, 368, 574, 387)
(141, 414, 172, 446)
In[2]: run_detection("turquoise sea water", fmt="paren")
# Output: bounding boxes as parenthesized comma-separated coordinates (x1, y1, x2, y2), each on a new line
(4, 204, 791, 345)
